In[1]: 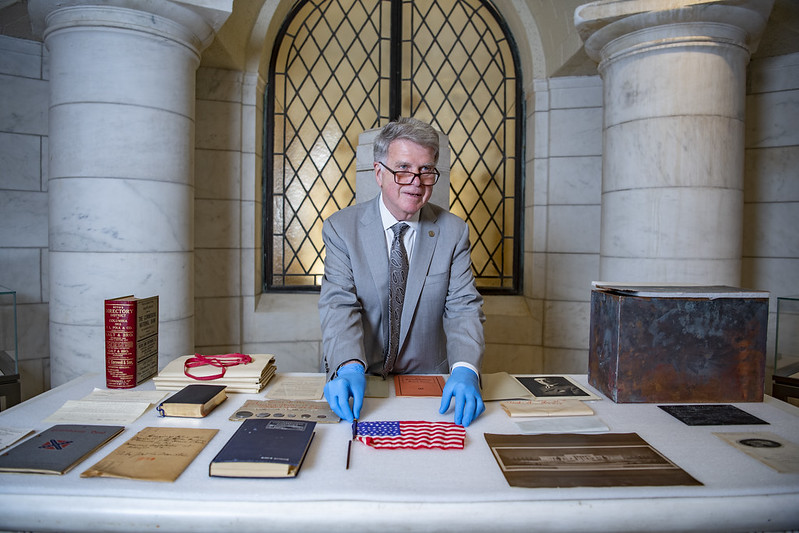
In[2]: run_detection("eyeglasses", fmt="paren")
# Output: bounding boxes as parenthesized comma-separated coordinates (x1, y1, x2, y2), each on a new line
(378, 161, 440, 186)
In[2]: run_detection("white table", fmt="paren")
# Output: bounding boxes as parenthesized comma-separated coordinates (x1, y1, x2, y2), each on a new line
(1, 373, 798, 533)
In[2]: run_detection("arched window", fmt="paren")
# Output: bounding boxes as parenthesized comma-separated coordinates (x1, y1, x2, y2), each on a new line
(265, 0, 523, 293)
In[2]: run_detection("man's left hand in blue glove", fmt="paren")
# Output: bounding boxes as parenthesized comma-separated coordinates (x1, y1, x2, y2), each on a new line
(438, 366, 485, 427)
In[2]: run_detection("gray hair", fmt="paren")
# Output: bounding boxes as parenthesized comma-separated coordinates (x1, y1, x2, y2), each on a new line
(373, 117, 439, 164)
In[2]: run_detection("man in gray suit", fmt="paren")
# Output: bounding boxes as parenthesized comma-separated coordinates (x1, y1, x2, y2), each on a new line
(319, 117, 486, 427)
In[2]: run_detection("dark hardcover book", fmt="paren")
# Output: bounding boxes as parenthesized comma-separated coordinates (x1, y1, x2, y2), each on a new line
(0, 424, 125, 475)
(210, 418, 316, 478)
(157, 384, 227, 418)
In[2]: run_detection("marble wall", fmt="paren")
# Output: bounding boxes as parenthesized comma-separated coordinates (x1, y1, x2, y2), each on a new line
(528, 76, 603, 374)
(1, 32, 797, 399)
(0, 35, 50, 400)
(744, 52, 799, 383)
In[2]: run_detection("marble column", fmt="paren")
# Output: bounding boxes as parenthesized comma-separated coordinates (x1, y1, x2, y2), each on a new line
(29, 0, 231, 385)
(575, 0, 773, 284)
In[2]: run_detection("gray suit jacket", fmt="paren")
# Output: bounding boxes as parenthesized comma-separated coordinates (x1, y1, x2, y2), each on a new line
(319, 195, 485, 379)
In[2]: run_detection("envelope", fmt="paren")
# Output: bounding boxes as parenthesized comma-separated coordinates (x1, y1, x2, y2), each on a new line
(500, 399, 594, 417)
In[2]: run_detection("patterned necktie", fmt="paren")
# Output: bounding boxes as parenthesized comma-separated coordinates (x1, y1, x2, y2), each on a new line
(383, 222, 409, 377)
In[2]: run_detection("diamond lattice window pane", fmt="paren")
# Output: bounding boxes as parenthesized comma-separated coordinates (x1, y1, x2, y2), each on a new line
(267, 0, 521, 292)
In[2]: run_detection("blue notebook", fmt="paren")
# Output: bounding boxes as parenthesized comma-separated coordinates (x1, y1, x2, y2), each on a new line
(0, 424, 124, 475)
(210, 418, 315, 478)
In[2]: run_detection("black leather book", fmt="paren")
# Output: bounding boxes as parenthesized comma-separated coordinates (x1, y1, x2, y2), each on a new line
(157, 384, 227, 418)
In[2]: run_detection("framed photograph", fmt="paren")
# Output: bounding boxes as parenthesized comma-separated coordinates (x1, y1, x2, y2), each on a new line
(485, 432, 701, 488)
(513, 375, 601, 400)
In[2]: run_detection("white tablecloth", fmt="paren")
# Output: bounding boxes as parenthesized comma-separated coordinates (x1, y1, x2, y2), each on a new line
(1, 373, 798, 532)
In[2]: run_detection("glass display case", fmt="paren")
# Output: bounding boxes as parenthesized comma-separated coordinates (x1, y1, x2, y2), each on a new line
(773, 295, 799, 406)
(0, 284, 20, 410)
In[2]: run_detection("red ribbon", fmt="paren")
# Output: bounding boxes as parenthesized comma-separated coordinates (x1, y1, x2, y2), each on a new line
(183, 353, 253, 381)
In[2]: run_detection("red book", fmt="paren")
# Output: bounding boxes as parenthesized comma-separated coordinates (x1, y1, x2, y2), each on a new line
(104, 295, 159, 388)
(393, 375, 446, 397)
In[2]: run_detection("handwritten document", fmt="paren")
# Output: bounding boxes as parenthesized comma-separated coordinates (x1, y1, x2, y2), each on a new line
(44, 400, 154, 425)
(81, 427, 218, 482)
(81, 388, 168, 404)
(265, 375, 325, 400)
(43, 389, 168, 425)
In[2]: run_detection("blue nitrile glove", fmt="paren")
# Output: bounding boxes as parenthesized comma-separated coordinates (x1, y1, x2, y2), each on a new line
(324, 362, 366, 422)
(439, 366, 485, 427)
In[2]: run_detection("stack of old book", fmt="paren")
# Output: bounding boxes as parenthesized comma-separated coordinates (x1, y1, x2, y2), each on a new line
(153, 354, 276, 393)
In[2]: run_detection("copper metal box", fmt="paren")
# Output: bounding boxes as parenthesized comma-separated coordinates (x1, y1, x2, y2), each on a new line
(588, 284, 769, 403)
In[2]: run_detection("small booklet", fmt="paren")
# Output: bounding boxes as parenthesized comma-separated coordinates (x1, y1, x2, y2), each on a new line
(156, 384, 227, 418)
(81, 427, 218, 482)
(394, 375, 446, 396)
(0, 424, 124, 475)
(210, 418, 316, 478)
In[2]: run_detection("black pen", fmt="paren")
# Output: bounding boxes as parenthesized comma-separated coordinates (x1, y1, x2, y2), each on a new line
(346, 418, 358, 469)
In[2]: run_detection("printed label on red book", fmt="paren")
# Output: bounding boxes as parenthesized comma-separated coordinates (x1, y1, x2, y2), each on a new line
(104, 295, 159, 389)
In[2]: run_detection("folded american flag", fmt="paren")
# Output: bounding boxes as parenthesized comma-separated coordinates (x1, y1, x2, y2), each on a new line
(354, 420, 465, 449)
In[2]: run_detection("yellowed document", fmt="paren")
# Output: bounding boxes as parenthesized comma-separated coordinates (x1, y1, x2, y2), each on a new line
(714, 432, 799, 473)
(501, 399, 595, 417)
(81, 427, 218, 482)
(265, 375, 325, 400)
(365, 375, 389, 398)
(0, 427, 35, 452)
(481, 372, 534, 401)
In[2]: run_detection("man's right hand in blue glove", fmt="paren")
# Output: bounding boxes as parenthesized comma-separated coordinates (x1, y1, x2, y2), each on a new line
(324, 362, 366, 422)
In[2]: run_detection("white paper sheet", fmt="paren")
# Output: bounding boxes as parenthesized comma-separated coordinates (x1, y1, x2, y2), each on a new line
(0, 426, 35, 452)
(715, 431, 799, 473)
(264, 375, 325, 400)
(514, 415, 609, 434)
(43, 400, 154, 425)
(81, 388, 168, 404)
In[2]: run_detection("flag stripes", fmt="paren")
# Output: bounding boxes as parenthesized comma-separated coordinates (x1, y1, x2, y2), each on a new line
(355, 420, 465, 449)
